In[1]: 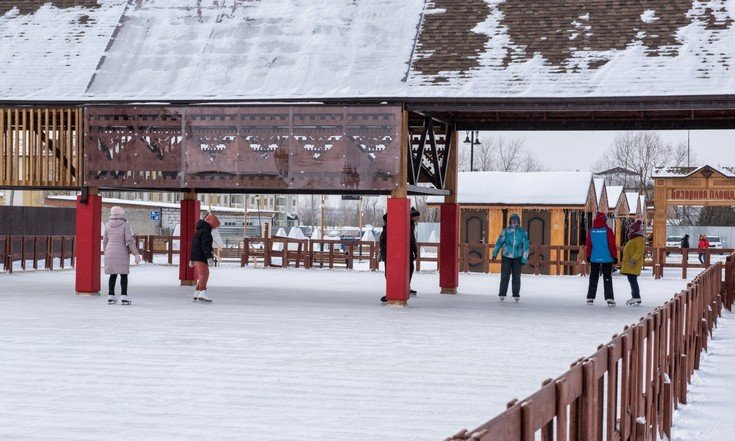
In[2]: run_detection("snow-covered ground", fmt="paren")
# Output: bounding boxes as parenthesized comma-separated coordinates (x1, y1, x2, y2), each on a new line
(0, 265, 697, 440)
(670, 309, 735, 441)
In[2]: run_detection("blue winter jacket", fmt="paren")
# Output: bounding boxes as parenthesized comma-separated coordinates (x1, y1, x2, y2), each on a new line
(492, 224, 530, 262)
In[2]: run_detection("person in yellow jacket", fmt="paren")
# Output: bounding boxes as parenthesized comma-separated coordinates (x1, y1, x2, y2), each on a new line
(620, 219, 645, 306)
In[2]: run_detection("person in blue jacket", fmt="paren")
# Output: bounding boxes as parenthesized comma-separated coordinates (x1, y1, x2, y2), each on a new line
(492, 213, 530, 302)
(586, 211, 618, 306)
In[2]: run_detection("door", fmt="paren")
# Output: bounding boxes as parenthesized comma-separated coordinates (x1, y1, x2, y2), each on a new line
(524, 210, 551, 275)
(461, 209, 487, 272)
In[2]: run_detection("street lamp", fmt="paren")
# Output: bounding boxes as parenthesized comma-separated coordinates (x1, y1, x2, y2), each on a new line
(463, 130, 481, 171)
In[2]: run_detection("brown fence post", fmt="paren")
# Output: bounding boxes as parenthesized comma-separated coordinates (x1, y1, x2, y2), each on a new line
(662, 376, 672, 440)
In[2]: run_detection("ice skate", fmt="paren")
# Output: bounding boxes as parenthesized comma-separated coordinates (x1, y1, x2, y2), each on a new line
(626, 298, 642, 307)
(586, 299, 594, 305)
(514, 297, 520, 303)
(380, 296, 387, 303)
(606, 299, 616, 307)
(107, 294, 117, 305)
(120, 295, 131, 305)
(409, 289, 417, 296)
(197, 290, 213, 303)
(499, 295, 506, 302)
(193, 290, 200, 302)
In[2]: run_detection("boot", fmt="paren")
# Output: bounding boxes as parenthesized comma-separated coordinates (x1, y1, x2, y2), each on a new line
(193, 290, 200, 301)
(198, 290, 212, 303)
(120, 294, 131, 305)
(626, 298, 642, 306)
(107, 294, 117, 305)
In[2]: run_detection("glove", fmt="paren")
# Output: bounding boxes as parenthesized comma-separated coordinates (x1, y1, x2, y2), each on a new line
(207, 257, 216, 267)
(630, 259, 637, 267)
(188, 260, 195, 268)
(613, 257, 619, 265)
(135, 254, 142, 264)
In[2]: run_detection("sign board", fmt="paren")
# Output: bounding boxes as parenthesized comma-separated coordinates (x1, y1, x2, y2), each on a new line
(341, 195, 362, 200)
(150, 210, 160, 220)
(668, 188, 735, 202)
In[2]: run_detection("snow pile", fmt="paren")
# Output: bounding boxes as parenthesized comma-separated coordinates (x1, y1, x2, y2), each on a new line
(428, 171, 594, 206)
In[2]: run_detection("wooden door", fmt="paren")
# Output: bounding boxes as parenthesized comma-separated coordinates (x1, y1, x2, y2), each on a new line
(461, 209, 487, 272)
(524, 210, 551, 275)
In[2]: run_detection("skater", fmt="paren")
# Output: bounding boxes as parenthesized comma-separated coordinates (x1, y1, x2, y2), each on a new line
(491, 213, 530, 302)
(620, 219, 645, 306)
(409, 207, 419, 296)
(103, 206, 142, 305)
(378, 208, 419, 303)
(586, 212, 617, 306)
(697, 234, 710, 264)
(189, 213, 220, 302)
(680, 234, 690, 250)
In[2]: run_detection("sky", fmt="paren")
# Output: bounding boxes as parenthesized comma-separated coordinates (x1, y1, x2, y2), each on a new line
(470, 130, 735, 172)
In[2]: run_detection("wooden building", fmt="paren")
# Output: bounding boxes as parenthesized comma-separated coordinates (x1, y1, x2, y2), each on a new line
(428, 171, 596, 274)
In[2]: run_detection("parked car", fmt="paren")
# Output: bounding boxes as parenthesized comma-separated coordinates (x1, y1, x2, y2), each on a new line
(666, 235, 684, 248)
(706, 235, 724, 249)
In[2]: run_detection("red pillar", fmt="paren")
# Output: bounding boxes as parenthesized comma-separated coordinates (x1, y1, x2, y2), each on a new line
(75, 194, 102, 295)
(179, 197, 200, 285)
(439, 202, 460, 294)
(386, 197, 410, 305)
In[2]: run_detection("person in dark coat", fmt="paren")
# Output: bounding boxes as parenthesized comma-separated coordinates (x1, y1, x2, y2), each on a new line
(680, 234, 690, 249)
(189, 213, 220, 302)
(409, 207, 419, 295)
(586, 211, 618, 306)
(104, 206, 141, 305)
(379, 208, 420, 303)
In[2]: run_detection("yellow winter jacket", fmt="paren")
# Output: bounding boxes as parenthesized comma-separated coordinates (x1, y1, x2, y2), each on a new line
(620, 235, 645, 276)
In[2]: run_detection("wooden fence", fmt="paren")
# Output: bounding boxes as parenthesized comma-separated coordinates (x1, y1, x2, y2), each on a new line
(0, 107, 83, 188)
(446, 252, 734, 441)
(0, 235, 75, 272)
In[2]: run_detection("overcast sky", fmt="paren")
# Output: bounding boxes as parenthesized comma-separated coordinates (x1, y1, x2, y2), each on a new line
(468, 130, 735, 171)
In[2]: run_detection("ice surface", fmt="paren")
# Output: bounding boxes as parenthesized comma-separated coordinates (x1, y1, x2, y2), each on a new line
(0, 264, 695, 440)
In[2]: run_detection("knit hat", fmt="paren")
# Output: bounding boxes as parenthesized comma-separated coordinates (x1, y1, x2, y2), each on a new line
(628, 219, 644, 239)
(110, 206, 125, 217)
(410, 208, 420, 218)
(509, 213, 520, 224)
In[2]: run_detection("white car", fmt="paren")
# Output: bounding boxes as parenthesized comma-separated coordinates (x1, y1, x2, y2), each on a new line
(666, 235, 684, 248)
(706, 236, 724, 249)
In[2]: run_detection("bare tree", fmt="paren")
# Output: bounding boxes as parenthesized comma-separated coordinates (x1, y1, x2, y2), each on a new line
(362, 196, 385, 226)
(594, 132, 689, 196)
(458, 135, 544, 173)
(296, 195, 320, 227)
(495, 137, 526, 171)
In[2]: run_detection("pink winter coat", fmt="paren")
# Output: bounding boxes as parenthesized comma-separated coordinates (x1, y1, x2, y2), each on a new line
(103, 216, 140, 275)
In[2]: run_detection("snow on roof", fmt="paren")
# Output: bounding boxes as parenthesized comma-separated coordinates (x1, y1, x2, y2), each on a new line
(593, 178, 605, 204)
(625, 192, 640, 215)
(45, 195, 248, 213)
(606, 185, 624, 210)
(2, 1, 735, 100)
(428, 171, 594, 206)
(652, 164, 735, 178)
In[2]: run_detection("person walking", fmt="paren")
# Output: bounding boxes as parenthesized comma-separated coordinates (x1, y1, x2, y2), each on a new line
(491, 213, 530, 302)
(680, 234, 690, 249)
(189, 213, 220, 302)
(103, 206, 142, 305)
(620, 219, 645, 306)
(586, 212, 618, 306)
(697, 234, 710, 264)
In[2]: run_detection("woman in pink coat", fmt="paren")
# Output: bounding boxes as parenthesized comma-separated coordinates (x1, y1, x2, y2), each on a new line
(103, 206, 141, 305)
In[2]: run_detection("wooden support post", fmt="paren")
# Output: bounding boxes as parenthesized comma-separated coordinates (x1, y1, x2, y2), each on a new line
(385, 109, 410, 306)
(440, 125, 459, 294)
(179, 192, 200, 286)
(75, 189, 101, 295)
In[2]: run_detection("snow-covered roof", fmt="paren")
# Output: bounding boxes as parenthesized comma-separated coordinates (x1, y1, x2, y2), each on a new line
(606, 185, 625, 212)
(593, 178, 605, 205)
(2, 1, 735, 100)
(45, 195, 250, 213)
(652, 164, 735, 178)
(625, 192, 641, 215)
(428, 171, 594, 206)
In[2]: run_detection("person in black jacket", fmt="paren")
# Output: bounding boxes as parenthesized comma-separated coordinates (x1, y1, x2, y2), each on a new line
(680, 234, 690, 249)
(379, 208, 420, 302)
(189, 213, 220, 302)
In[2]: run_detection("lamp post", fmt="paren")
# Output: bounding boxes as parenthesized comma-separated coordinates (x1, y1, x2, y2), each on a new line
(463, 130, 481, 171)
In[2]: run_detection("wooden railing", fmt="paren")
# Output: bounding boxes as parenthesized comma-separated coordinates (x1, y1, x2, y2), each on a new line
(0, 107, 83, 188)
(242, 237, 379, 271)
(446, 253, 734, 441)
(0, 235, 75, 272)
